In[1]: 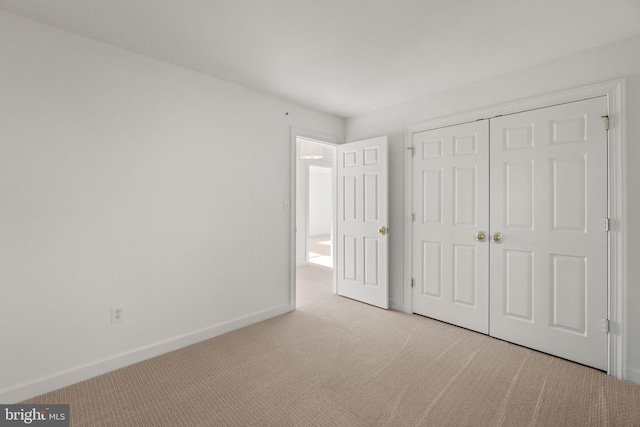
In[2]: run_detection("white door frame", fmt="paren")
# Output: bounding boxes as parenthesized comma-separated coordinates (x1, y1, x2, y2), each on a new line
(290, 127, 340, 311)
(404, 79, 627, 379)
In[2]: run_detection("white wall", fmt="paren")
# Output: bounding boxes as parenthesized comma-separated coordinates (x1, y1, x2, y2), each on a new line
(345, 34, 640, 383)
(308, 166, 333, 237)
(0, 11, 343, 402)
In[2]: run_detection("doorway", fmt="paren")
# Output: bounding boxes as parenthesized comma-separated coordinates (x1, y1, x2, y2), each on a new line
(290, 130, 390, 311)
(294, 136, 337, 307)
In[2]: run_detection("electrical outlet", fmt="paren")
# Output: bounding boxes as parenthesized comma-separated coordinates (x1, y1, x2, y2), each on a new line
(111, 305, 124, 324)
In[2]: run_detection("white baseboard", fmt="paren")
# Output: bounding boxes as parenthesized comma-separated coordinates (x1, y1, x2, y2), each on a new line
(0, 304, 291, 403)
(626, 367, 640, 385)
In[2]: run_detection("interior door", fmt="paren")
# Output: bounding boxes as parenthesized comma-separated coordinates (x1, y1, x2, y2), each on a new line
(412, 121, 490, 334)
(336, 136, 389, 309)
(489, 97, 609, 370)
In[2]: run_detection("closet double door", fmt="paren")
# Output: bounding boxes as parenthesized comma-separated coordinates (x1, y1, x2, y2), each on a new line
(411, 97, 609, 371)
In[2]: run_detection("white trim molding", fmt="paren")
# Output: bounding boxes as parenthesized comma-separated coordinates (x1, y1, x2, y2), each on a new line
(0, 303, 291, 403)
(404, 79, 627, 379)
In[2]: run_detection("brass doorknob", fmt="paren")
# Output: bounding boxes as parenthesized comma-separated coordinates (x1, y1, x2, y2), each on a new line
(378, 226, 387, 235)
(475, 231, 487, 242)
(492, 232, 503, 243)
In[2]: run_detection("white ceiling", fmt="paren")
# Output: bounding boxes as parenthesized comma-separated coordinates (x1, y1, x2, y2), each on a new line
(1, 0, 639, 118)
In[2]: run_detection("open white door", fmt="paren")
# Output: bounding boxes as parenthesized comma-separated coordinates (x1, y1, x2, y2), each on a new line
(336, 136, 389, 309)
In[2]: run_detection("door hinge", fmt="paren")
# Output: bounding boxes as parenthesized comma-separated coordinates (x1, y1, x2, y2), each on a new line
(602, 115, 610, 131)
(410, 278, 415, 288)
(605, 218, 611, 232)
(411, 212, 415, 222)
(604, 319, 610, 333)
(407, 146, 415, 157)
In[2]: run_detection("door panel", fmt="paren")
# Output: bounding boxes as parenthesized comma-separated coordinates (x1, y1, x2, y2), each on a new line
(503, 249, 534, 322)
(504, 160, 533, 229)
(412, 121, 489, 334)
(454, 166, 477, 225)
(490, 96, 608, 370)
(337, 136, 389, 309)
(453, 244, 476, 306)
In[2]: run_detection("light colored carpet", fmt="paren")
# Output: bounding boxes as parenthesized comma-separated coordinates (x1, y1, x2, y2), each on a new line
(23, 265, 640, 426)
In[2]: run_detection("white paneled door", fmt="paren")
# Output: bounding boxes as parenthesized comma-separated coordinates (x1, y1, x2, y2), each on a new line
(490, 97, 608, 370)
(337, 136, 389, 309)
(412, 121, 490, 334)
(411, 96, 609, 370)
